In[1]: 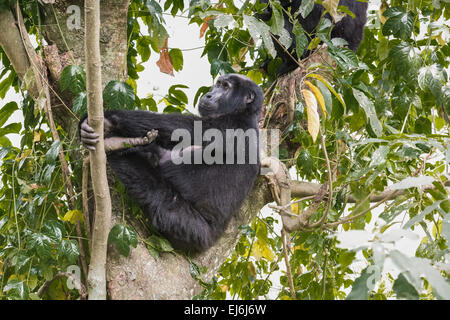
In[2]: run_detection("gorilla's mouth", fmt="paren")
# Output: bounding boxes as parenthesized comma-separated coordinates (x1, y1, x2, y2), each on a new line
(198, 101, 215, 112)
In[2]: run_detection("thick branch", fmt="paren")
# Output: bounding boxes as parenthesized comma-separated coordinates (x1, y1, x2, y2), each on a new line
(0, 9, 34, 92)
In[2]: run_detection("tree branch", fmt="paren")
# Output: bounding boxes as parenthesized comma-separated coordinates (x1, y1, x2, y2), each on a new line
(84, 0, 112, 300)
(0, 9, 35, 94)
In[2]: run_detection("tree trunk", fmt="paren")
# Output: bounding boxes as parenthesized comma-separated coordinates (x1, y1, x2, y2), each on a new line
(84, 0, 112, 300)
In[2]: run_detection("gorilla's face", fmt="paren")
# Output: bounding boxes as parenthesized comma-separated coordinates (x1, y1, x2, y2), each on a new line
(198, 74, 262, 117)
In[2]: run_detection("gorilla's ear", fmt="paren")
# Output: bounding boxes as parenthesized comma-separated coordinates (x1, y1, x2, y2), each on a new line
(245, 91, 255, 104)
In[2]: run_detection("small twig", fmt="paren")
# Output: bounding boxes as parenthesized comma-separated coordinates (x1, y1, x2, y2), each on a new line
(281, 229, 296, 299)
(324, 190, 394, 228)
(308, 132, 333, 228)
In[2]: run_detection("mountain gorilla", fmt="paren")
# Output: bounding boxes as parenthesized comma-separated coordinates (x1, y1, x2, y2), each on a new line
(80, 74, 263, 253)
(256, 0, 368, 76)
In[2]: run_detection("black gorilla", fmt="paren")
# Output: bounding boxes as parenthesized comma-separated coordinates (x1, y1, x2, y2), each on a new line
(80, 74, 263, 253)
(256, 0, 368, 76)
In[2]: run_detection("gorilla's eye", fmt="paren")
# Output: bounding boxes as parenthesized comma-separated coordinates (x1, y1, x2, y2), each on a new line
(222, 82, 231, 90)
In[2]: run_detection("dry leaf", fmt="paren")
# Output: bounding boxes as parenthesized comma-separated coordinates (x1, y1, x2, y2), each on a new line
(305, 80, 326, 117)
(156, 38, 174, 76)
(302, 89, 320, 143)
(200, 16, 212, 38)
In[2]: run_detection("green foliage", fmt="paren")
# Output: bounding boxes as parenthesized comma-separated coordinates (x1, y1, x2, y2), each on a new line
(103, 80, 136, 110)
(107, 224, 138, 257)
(0, 0, 449, 300)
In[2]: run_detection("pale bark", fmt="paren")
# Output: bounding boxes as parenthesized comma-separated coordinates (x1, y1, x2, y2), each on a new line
(84, 0, 111, 300)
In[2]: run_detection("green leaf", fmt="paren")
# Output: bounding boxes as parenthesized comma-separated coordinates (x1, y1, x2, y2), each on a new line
(139, 97, 157, 112)
(382, 7, 414, 40)
(346, 267, 374, 300)
(0, 101, 18, 127)
(41, 164, 56, 183)
(59, 65, 86, 94)
(418, 64, 447, 102)
(210, 59, 234, 77)
(168, 84, 189, 105)
(0, 71, 15, 99)
(414, 116, 431, 134)
(108, 224, 139, 257)
(369, 145, 389, 167)
(393, 273, 419, 300)
(45, 140, 61, 163)
(73, 92, 87, 115)
(0, 122, 21, 137)
(351, 89, 383, 137)
(58, 239, 80, 264)
(292, 21, 308, 59)
(28, 233, 53, 259)
(390, 176, 435, 190)
(244, 15, 276, 58)
(145, 234, 174, 253)
(137, 36, 152, 62)
(193, 86, 211, 107)
(328, 46, 359, 69)
(390, 250, 450, 299)
(3, 280, 29, 300)
(296, 149, 314, 173)
(403, 200, 443, 230)
(169, 48, 183, 71)
(269, 1, 285, 35)
(103, 80, 136, 110)
(296, 0, 315, 18)
(42, 220, 64, 243)
(389, 43, 422, 83)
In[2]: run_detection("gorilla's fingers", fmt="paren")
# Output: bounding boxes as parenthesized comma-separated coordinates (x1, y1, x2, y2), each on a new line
(81, 121, 95, 133)
(80, 129, 99, 140)
(84, 144, 96, 151)
(146, 129, 158, 143)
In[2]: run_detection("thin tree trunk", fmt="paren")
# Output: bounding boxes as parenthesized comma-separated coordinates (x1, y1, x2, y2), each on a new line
(84, 0, 111, 300)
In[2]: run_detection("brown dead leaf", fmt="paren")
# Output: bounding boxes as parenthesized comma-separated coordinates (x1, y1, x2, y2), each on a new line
(156, 38, 174, 76)
(200, 16, 212, 38)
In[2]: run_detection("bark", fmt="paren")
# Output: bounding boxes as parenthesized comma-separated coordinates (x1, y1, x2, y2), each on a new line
(84, 0, 112, 300)
(0, 10, 32, 87)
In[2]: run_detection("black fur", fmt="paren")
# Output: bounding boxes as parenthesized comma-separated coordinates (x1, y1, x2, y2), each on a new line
(256, 0, 368, 76)
(80, 74, 263, 253)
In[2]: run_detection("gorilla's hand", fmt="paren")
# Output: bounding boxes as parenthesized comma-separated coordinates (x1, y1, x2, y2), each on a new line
(80, 120, 99, 151)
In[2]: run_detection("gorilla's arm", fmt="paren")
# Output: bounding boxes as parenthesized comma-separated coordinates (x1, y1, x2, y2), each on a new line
(104, 110, 200, 143)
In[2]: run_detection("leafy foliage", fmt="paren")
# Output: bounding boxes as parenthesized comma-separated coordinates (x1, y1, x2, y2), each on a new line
(0, 0, 449, 300)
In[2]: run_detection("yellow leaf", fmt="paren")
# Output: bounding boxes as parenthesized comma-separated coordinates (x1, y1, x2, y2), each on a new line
(33, 131, 42, 143)
(62, 209, 83, 224)
(302, 89, 320, 143)
(436, 33, 446, 46)
(379, 1, 388, 24)
(251, 238, 275, 261)
(280, 295, 292, 300)
(306, 73, 345, 109)
(305, 80, 326, 117)
(291, 202, 301, 215)
(16, 149, 32, 162)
